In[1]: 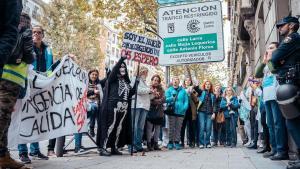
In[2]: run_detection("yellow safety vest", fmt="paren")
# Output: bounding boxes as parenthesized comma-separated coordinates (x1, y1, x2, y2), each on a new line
(1, 62, 28, 88)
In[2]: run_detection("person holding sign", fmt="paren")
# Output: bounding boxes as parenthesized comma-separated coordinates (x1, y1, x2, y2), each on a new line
(96, 54, 136, 156)
(130, 66, 152, 153)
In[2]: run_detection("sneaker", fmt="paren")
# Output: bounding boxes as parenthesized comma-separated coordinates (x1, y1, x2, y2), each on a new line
(47, 150, 56, 157)
(29, 151, 49, 160)
(263, 151, 276, 158)
(199, 145, 204, 149)
(74, 148, 87, 154)
(167, 143, 174, 150)
(206, 144, 212, 148)
(175, 143, 182, 150)
(19, 154, 31, 164)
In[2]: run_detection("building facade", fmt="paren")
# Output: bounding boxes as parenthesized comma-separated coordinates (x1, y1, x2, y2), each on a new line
(22, 0, 46, 26)
(229, 0, 300, 91)
(228, 0, 300, 155)
(98, 21, 137, 78)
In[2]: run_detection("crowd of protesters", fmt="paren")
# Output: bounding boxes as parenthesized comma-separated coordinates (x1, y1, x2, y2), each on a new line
(1, 1, 300, 169)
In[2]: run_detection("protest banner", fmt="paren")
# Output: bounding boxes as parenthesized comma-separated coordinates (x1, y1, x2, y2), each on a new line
(8, 56, 89, 147)
(121, 32, 161, 66)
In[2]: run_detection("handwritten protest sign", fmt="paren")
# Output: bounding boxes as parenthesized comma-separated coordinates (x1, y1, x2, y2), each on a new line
(8, 56, 89, 147)
(121, 32, 161, 66)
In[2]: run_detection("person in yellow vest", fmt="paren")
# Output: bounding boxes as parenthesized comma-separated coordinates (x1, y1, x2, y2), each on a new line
(0, 9, 35, 169)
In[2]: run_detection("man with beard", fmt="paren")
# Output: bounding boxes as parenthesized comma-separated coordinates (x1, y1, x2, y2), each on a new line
(96, 54, 136, 156)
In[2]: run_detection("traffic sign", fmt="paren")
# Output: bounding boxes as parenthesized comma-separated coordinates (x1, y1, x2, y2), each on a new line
(158, 1, 224, 65)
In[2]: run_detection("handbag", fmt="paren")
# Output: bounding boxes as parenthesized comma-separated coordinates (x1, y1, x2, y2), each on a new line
(216, 112, 225, 123)
(165, 92, 179, 115)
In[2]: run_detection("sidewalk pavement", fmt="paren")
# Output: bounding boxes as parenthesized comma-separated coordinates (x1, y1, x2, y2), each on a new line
(9, 136, 288, 169)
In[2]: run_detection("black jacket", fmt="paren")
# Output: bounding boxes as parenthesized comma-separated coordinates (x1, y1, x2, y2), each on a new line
(0, 0, 23, 66)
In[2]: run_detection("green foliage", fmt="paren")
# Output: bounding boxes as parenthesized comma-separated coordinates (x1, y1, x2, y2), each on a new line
(42, 0, 103, 69)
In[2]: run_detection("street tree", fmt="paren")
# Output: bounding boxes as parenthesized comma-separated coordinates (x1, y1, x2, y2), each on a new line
(42, 0, 104, 69)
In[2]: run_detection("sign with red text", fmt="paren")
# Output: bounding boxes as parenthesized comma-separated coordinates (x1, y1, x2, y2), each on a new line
(8, 56, 89, 147)
(121, 32, 161, 66)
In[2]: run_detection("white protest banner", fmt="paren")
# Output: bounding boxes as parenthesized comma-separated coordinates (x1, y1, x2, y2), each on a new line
(8, 56, 89, 147)
(158, 1, 224, 65)
(121, 32, 161, 66)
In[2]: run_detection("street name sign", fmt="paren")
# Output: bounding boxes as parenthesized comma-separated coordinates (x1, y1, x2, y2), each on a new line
(158, 1, 224, 65)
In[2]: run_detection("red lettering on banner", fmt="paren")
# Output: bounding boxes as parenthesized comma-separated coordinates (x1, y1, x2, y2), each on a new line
(122, 49, 159, 66)
(121, 49, 132, 60)
(72, 89, 88, 132)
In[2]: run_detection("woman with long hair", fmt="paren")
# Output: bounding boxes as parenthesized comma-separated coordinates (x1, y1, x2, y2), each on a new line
(220, 87, 240, 147)
(146, 75, 165, 151)
(196, 80, 215, 148)
(180, 77, 198, 148)
(212, 84, 226, 146)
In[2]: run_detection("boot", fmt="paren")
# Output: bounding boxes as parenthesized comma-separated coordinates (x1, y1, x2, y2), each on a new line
(287, 161, 300, 169)
(99, 148, 111, 156)
(0, 152, 24, 169)
(147, 142, 154, 151)
(153, 142, 161, 151)
(111, 147, 122, 155)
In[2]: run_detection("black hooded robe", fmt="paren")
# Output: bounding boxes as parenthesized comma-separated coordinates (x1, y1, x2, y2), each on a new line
(96, 57, 136, 149)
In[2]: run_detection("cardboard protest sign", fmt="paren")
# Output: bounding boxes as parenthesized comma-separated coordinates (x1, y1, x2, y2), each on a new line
(121, 32, 161, 66)
(8, 56, 89, 147)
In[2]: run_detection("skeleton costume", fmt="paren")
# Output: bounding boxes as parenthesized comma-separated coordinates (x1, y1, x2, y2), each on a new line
(96, 57, 136, 156)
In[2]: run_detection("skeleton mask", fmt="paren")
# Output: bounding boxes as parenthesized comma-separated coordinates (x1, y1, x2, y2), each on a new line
(119, 63, 126, 76)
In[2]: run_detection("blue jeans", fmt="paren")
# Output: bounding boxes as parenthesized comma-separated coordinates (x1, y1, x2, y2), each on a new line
(265, 100, 288, 154)
(286, 116, 300, 149)
(131, 108, 148, 150)
(198, 112, 212, 146)
(18, 142, 40, 155)
(87, 102, 98, 129)
(74, 133, 82, 148)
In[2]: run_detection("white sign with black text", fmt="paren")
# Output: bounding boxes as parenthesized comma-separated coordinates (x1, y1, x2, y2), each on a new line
(158, 1, 224, 65)
(8, 56, 89, 147)
(121, 32, 161, 66)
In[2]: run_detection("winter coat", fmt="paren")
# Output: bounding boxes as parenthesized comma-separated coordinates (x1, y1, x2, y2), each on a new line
(185, 86, 198, 120)
(147, 84, 165, 124)
(32, 42, 53, 72)
(220, 96, 240, 118)
(198, 90, 215, 114)
(165, 86, 189, 117)
(0, 0, 22, 66)
(131, 77, 152, 111)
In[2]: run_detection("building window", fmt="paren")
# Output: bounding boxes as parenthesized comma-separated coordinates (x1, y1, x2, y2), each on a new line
(32, 5, 39, 20)
(24, 6, 30, 14)
(107, 32, 111, 40)
(116, 49, 119, 57)
(23, 0, 28, 6)
(112, 47, 115, 56)
(112, 34, 116, 44)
